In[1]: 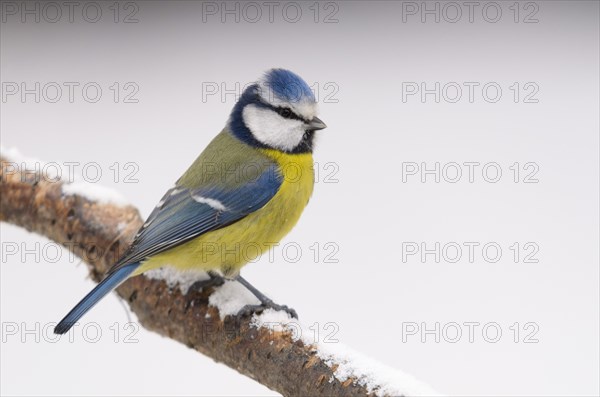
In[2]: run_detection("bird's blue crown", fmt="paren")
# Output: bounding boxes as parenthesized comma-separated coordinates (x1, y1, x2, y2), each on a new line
(259, 68, 315, 104)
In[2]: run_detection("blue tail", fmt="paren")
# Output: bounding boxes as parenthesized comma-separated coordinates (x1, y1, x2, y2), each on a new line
(54, 263, 140, 335)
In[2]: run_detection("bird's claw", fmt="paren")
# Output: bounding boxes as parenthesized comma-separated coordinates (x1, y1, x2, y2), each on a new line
(188, 274, 225, 293)
(236, 301, 298, 320)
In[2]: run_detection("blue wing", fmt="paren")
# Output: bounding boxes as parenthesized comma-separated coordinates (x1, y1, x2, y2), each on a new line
(113, 164, 282, 267)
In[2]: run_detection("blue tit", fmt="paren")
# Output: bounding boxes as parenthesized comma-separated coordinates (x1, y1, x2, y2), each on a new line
(54, 68, 327, 334)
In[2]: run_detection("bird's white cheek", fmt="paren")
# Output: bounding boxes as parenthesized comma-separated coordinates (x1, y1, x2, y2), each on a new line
(242, 105, 305, 151)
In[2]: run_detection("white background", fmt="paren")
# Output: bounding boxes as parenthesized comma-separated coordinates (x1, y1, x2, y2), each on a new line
(1, 1, 598, 396)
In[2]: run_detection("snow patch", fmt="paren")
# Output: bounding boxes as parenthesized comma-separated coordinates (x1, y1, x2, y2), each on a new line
(1, 146, 129, 207)
(62, 182, 128, 206)
(208, 280, 260, 317)
(1, 146, 46, 172)
(144, 267, 211, 294)
(251, 311, 441, 397)
(251, 309, 299, 335)
(314, 342, 441, 397)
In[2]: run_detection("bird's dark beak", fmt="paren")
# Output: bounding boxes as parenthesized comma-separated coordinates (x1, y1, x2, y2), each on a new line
(307, 116, 327, 131)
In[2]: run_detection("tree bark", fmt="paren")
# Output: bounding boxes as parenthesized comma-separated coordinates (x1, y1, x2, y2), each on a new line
(0, 155, 421, 397)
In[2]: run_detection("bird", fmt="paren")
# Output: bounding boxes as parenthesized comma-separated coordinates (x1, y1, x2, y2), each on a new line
(54, 68, 326, 335)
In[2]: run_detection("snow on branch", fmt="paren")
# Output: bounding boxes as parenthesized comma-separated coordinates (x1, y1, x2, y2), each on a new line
(0, 149, 440, 397)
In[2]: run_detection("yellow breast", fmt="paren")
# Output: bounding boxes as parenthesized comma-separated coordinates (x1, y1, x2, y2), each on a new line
(140, 150, 314, 277)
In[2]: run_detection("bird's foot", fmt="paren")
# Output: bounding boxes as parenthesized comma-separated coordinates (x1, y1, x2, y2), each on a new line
(233, 275, 298, 319)
(188, 272, 225, 293)
(236, 300, 298, 320)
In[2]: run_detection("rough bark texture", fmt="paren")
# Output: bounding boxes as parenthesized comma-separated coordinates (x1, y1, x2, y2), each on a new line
(0, 156, 379, 397)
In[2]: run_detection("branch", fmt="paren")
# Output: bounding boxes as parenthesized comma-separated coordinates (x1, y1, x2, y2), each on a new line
(0, 151, 439, 397)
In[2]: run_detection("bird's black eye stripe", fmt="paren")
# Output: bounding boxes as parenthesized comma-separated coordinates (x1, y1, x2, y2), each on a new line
(276, 106, 306, 122)
(254, 91, 308, 122)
